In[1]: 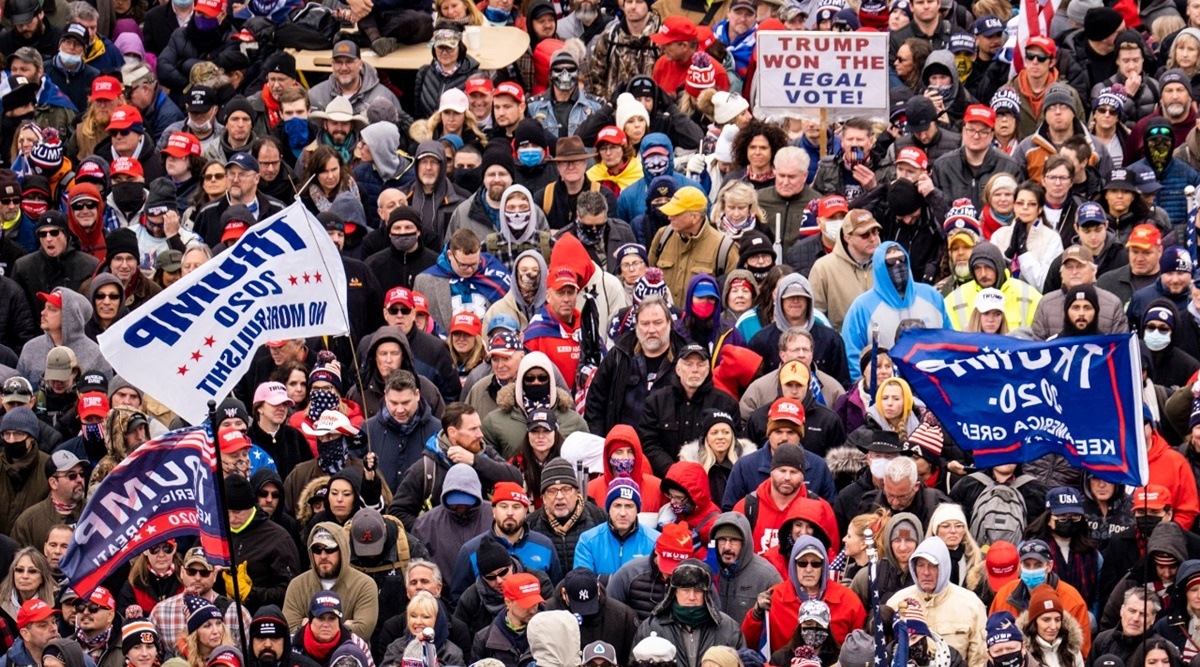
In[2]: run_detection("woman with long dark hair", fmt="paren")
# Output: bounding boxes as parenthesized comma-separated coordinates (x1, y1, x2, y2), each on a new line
(508, 411, 563, 508)
(300, 146, 359, 215)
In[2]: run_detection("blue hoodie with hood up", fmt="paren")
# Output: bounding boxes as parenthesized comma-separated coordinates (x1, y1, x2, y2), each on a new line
(615, 133, 703, 223)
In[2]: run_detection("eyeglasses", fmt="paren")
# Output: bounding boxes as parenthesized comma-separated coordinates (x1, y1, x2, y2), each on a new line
(95, 292, 121, 301)
(1024, 52, 1050, 63)
(1043, 174, 1071, 183)
(544, 485, 576, 498)
(73, 602, 104, 614)
(54, 471, 84, 481)
(109, 128, 136, 137)
(184, 568, 213, 577)
(524, 373, 550, 384)
(482, 567, 511, 581)
(12, 567, 39, 575)
(795, 559, 824, 569)
(0, 197, 19, 205)
(855, 229, 881, 238)
(258, 490, 280, 499)
(311, 545, 339, 555)
(37, 229, 61, 238)
(964, 127, 993, 137)
(387, 306, 413, 316)
(1144, 323, 1172, 333)
(205, 172, 227, 181)
(1095, 106, 1119, 116)
(148, 543, 175, 555)
(70, 201, 98, 211)
(885, 257, 905, 268)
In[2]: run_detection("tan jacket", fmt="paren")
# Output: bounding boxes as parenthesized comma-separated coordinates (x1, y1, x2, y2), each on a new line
(809, 240, 874, 332)
(648, 222, 740, 304)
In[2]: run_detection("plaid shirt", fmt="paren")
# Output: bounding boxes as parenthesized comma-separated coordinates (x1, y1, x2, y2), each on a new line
(149, 592, 251, 650)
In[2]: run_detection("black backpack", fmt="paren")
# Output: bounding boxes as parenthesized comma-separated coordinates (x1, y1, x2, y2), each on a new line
(274, 4, 340, 50)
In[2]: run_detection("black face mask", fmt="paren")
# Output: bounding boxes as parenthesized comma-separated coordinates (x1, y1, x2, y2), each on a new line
(909, 637, 931, 666)
(888, 259, 909, 293)
(1052, 517, 1085, 538)
(989, 650, 1023, 667)
(523, 382, 550, 404)
(749, 265, 774, 282)
(111, 182, 146, 215)
(1136, 514, 1163, 536)
(2, 440, 26, 461)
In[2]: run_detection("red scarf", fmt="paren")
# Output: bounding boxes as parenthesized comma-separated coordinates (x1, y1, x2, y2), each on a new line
(979, 205, 1012, 241)
(302, 625, 341, 661)
(262, 84, 282, 129)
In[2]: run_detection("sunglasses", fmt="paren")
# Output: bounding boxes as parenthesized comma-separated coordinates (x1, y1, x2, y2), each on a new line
(524, 373, 550, 385)
(73, 602, 104, 614)
(1024, 52, 1050, 63)
(1144, 323, 1172, 333)
(1149, 126, 1173, 137)
(54, 471, 84, 481)
(148, 543, 175, 555)
(70, 201, 98, 211)
(482, 567, 511, 581)
(37, 229, 61, 238)
(109, 128, 135, 137)
(387, 306, 413, 316)
(0, 197, 19, 205)
(13, 567, 39, 575)
(885, 257, 906, 268)
(95, 292, 120, 301)
(184, 567, 213, 577)
(258, 490, 280, 499)
(1094, 106, 1118, 116)
(311, 545, 339, 555)
(205, 172, 227, 181)
(795, 559, 824, 569)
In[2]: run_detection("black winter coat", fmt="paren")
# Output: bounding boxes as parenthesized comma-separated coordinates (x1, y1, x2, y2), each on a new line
(12, 248, 97, 316)
(248, 422, 312, 483)
(454, 563, 553, 641)
(412, 54, 481, 119)
(584, 329, 685, 435)
(157, 21, 236, 94)
(851, 181, 950, 285)
(217, 510, 300, 610)
(638, 375, 740, 478)
(745, 392, 845, 458)
(386, 441, 523, 531)
(365, 245, 439, 293)
(0, 276, 38, 355)
(526, 501, 606, 572)
(544, 589, 640, 665)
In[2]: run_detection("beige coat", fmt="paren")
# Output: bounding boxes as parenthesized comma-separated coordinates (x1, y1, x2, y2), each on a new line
(809, 239, 874, 332)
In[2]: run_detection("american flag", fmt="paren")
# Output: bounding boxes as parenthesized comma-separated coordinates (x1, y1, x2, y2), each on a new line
(1013, 0, 1056, 73)
(869, 559, 887, 666)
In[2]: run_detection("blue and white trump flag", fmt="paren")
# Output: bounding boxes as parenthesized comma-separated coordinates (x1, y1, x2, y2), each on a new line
(890, 329, 1149, 487)
(99, 202, 349, 425)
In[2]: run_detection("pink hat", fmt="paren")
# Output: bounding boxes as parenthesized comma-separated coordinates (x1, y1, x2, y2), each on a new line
(253, 381, 293, 407)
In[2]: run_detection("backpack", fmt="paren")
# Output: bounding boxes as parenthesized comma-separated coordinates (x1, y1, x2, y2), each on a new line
(968, 472, 1032, 546)
(274, 3, 340, 50)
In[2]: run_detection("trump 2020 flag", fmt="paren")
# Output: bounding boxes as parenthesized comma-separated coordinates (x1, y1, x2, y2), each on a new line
(60, 425, 228, 597)
(99, 202, 349, 425)
(890, 329, 1148, 486)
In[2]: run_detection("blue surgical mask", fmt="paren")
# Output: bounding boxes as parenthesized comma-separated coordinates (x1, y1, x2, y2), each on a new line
(1144, 329, 1171, 352)
(172, 0, 192, 8)
(1019, 567, 1046, 590)
(284, 117, 310, 149)
(58, 51, 82, 69)
(483, 5, 509, 22)
(517, 147, 544, 167)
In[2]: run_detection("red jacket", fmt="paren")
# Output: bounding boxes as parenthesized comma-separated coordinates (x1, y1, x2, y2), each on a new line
(652, 53, 730, 97)
(741, 538, 866, 651)
(1148, 430, 1200, 530)
(732, 477, 807, 556)
(762, 497, 841, 580)
(586, 424, 665, 512)
(662, 461, 721, 552)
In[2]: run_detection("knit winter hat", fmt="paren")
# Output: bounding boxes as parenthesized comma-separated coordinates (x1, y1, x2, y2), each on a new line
(633, 267, 670, 302)
(1094, 85, 1128, 115)
(1028, 585, 1064, 620)
(1190, 396, 1200, 430)
(702, 409, 736, 439)
(615, 93, 650, 131)
(700, 647, 740, 667)
(986, 611, 1023, 647)
(770, 443, 806, 471)
(1143, 304, 1175, 330)
(29, 128, 63, 174)
(185, 594, 223, 635)
(684, 52, 717, 98)
(481, 144, 515, 179)
(223, 474, 255, 511)
(1043, 83, 1076, 112)
(539, 457, 578, 493)
(900, 597, 930, 636)
(309, 358, 343, 394)
(839, 630, 874, 667)
(712, 91, 749, 125)
(145, 177, 177, 216)
(990, 87, 1021, 116)
(122, 620, 160, 653)
(1083, 7, 1123, 41)
(475, 537, 511, 575)
(605, 477, 642, 511)
(888, 178, 924, 216)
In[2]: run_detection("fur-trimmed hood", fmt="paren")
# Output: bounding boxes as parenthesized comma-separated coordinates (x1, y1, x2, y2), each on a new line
(678, 437, 758, 464)
(824, 445, 866, 477)
(1017, 601, 1085, 661)
(495, 383, 575, 412)
(297, 475, 330, 526)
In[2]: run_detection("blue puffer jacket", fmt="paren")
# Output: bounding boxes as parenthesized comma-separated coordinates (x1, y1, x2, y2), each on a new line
(574, 519, 661, 576)
(615, 133, 703, 223)
(1127, 156, 1200, 239)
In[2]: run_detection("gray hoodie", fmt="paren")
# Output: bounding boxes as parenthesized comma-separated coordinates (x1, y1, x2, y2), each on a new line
(908, 535, 952, 596)
(773, 273, 816, 332)
(527, 610, 581, 667)
(411, 463, 494, 579)
(711, 512, 782, 623)
(17, 287, 111, 390)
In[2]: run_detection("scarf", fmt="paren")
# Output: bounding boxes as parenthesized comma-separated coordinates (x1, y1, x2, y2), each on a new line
(810, 377, 825, 406)
(427, 251, 512, 315)
(307, 390, 340, 423)
(544, 500, 584, 536)
(77, 624, 112, 656)
(317, 437, 348, 474)
(262, 83, 283, 128)
(301, 624, 341, 661)
(52, 498, 78, 513)
(980, 205, 1013, 240)
(671, 602, 710, 628)
(1048, 538, 1098, 606)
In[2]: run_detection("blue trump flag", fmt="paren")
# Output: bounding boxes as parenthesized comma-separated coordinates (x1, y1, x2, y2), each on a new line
(889, 329, 1148, 486)
(59, 425, 228, 597)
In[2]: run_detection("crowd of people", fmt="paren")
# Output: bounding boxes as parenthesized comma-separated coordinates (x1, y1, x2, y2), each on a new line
(2, 1, 1200, 667)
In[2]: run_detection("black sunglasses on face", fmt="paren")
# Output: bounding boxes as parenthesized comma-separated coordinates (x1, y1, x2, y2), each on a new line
(1024, 52, 1050, 63)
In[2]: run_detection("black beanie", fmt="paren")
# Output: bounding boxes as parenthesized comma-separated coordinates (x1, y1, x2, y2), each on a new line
(145, 177, 177, 215)
(513, 118, 548, 149)
(219, 95, 256, 125)
(481, 144, 515, 179)
(888, 178, 924, 217)
(105, 228, 140, 263)
(771, 443, 807, 471)
(387, 205, 423, 230)
(261, 52, 298, 82)
(1084, 7, 1123, 42)
(1065, 283, 1099, 311)
(476, 537, 511, 575)
(224, 474, 255, 511)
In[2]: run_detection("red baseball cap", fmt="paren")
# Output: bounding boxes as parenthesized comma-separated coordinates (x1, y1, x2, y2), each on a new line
(595, 126, 627, 148)
(36, 290, 62, 309)
(87, 587, 115, 610)
(896, 146, 929, 171)
(985, 541, 1019, 591)
(17, 599, 58, 630)
(493, 482, 530, 507)
(1025, 36, 1057, 58)
(265, 340, 290, 348)
(78, 391, 110, 420)
(110, 156, 143, 179)
(222, 219, 249, 243)
(412, 292, 430, 314)
(77, 160, 105, 181)
(217, 426, 252, 453)
(654, 522, 694, 575)
(963, 104, 996, 128)
(195, 0, 224, 18)
(817, 194, 848, 218)
(768, 397, 806, 427)
(90, 76, 121, 102)
(548, 267, 580, 291)
(450, 312, 482, 336)
(502, 573, 544, 607)
(1127, 223, 1162, 250)
(650, 15, 699, 46)
(1133, 484, 1172, 511)
(494, 81, 525, 104)
(163, 132, 202, 159)
(106, 105, 143, 131)
(465, 77, 494, 95)
(384, 286, 414, 309)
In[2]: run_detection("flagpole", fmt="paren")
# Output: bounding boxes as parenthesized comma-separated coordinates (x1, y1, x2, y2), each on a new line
(209, 399, 251, 659)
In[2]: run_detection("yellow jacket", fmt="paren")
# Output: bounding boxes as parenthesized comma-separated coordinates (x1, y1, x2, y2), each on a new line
(587, 158, 644, 195)
(945, 273, 1042, 331)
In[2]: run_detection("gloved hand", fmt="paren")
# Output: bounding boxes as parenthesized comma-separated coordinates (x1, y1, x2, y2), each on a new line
(756, 590, 772, 612)
(221, 562, 253, 602)
(372, 37, 398, 56)
(685, 153, 706, 175)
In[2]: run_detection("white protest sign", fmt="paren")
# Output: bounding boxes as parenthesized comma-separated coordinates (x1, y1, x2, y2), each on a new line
(755, 31, 889, 117)
(99, 201, 349, 425)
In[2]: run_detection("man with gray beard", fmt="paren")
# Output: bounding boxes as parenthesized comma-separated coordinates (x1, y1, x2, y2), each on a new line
(584, 296, 687, 434)
(1129, 68, 1199, 157)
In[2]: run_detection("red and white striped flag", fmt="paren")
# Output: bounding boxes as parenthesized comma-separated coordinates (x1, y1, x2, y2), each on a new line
(1013, 0, 1056, 73)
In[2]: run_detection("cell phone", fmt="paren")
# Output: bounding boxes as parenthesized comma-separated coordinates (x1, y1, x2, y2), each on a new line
(847, 146, 867, 168)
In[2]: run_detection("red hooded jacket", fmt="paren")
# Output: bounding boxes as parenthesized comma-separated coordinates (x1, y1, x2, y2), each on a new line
(662, 461, 721, 551)
(761, 496, 841, 580)
(586, 425, 665, 513)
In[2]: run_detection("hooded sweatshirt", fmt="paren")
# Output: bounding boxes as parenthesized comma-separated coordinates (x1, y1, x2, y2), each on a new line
(66, 183, 108, 260)
(16, 287, 110, 389)
(586, 425, 664, 512)
(709, 512, 783, 623)
(281, 522, 380, 640)
(674, 273, 744, 351)
(491, 184, 550, 274)
(487, 248, 547, 328)
(615, 133, 704, 222)
(412, 463, 494, 579)
(747, 272, 849, 384)
(527, 610, 581, 667)
(842, 242, 951, 382)
(944, 242, 1041, 331)
(83, 272, 126, 342)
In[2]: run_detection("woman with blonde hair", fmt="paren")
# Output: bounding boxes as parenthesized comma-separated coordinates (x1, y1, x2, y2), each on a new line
(966, 288, 1010, 334)
(435, 0, 484, 24)
(862, 377, 920, 440)
(9, 121, 41, 176)
(381, 590, 464, 667)
(180, 596, 232, 667)
(711, 180, 764, 238)
(835, 509, 889, 585)
(1165, 27, 1200, 86)
(679, 408, 758, 504)
(447, 312, 488, 386)
(0, 547, 57, 623)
